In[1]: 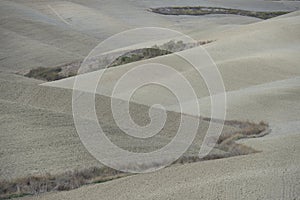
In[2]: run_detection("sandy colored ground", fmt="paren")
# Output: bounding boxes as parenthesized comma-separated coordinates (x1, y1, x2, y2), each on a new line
(18, 133, 300, 200)
(0, 0, 299, 199)
(44, 10, 300, 124)
(0, 73, 245, 179)
(35, 10, 300, 200)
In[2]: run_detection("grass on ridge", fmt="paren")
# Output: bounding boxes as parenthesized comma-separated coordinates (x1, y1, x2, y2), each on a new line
(108, 40, 213, 68)
(149, 6, 291, 19)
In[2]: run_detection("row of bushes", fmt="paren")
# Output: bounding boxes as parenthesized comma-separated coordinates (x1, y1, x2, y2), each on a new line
(149, 6, 290, 19)
(109, 40, 213, 67)
(0, 167, 125, 199)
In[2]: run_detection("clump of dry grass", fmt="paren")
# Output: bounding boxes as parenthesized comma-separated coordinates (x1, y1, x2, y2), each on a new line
(0, 167, 125, 199)
(200, 118, 270, 160)
(217, 120, 269, 144)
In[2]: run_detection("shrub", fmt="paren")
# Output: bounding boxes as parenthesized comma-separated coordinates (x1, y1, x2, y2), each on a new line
(25, 67, 63, 81)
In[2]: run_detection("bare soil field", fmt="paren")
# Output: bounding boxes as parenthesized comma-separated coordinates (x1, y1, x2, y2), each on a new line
(0, 0, 299, 199)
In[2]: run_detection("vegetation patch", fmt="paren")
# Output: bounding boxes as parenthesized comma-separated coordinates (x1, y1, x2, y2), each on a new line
(149, 7, 291, 19)
(25, 67, 64, 81)
(200, 119, 270, 160)
(108, 48, 172, 67)
(25, 66, 77, 82)
(108, 40, 213, 68)
(24, 61, 80, 81)
(0, 167, 126, 199)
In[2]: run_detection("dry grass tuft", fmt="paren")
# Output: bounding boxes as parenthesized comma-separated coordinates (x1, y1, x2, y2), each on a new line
(201, 118, 270, 160)
(0, 167, 125, 199)
(218, 120, 269, 144)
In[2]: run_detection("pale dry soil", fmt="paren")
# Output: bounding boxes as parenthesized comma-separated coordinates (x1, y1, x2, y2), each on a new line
(18, 133, 300, 200)
(0, 0, 299, 199)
